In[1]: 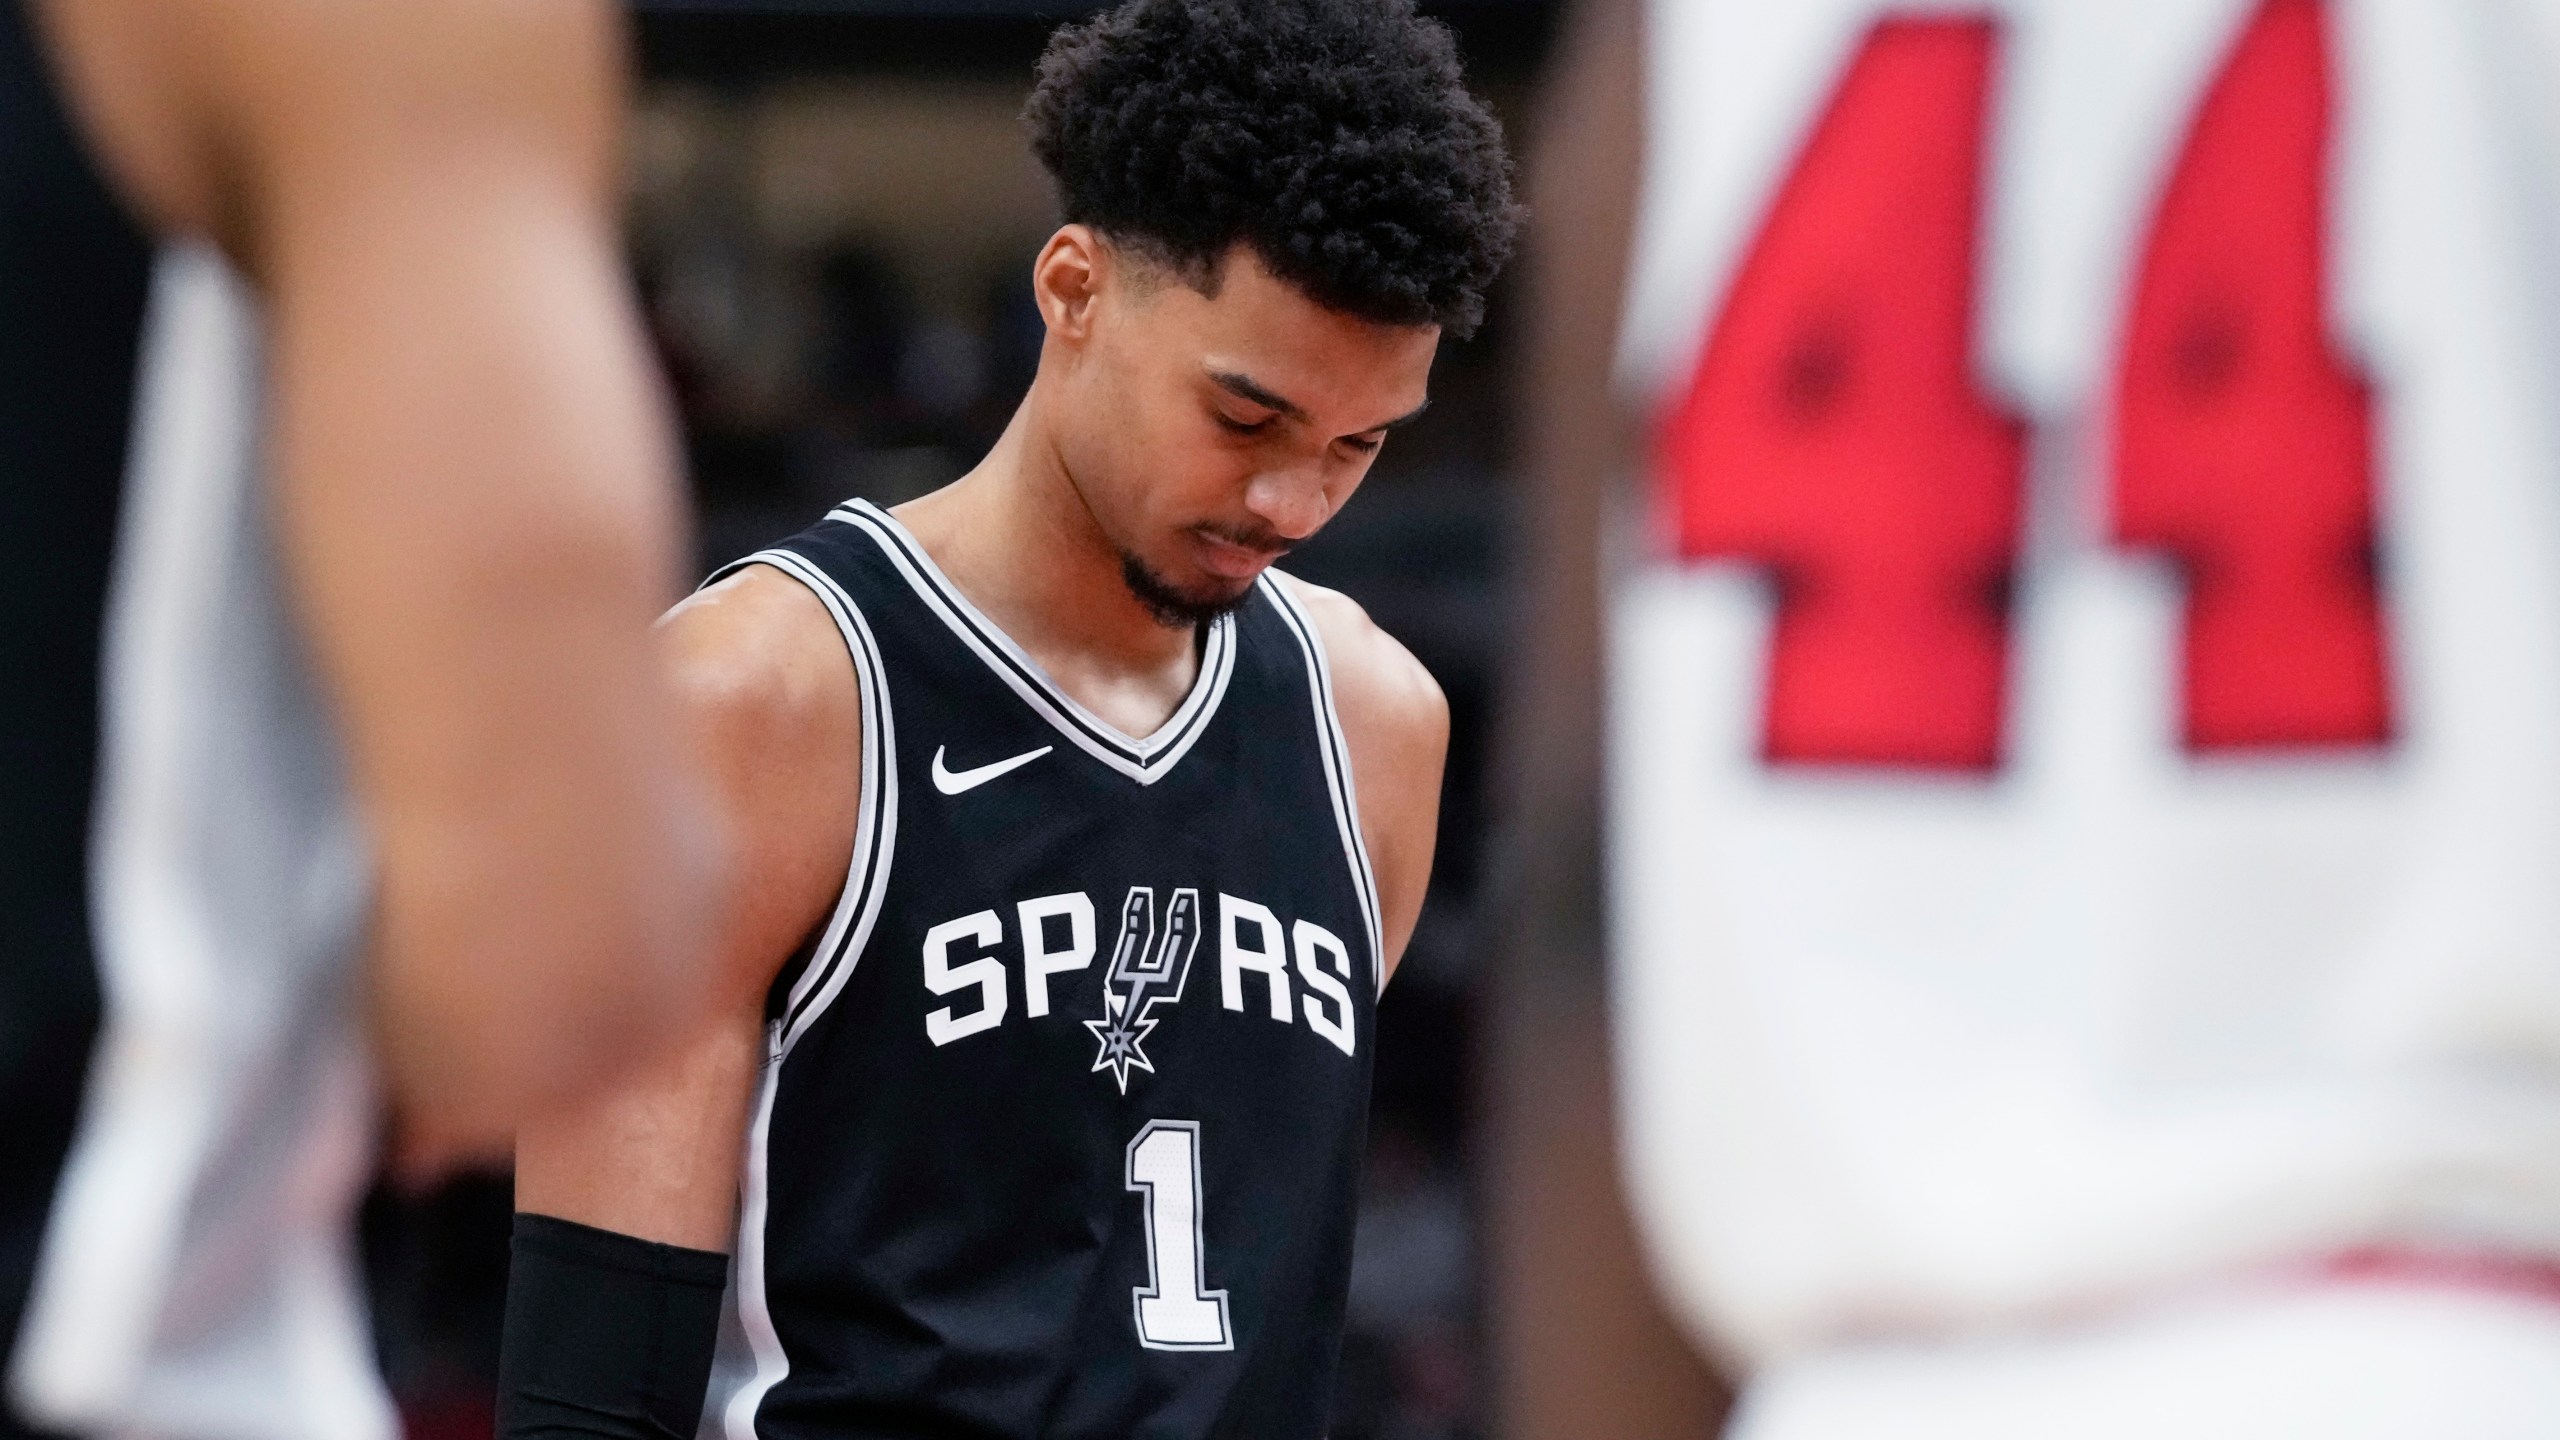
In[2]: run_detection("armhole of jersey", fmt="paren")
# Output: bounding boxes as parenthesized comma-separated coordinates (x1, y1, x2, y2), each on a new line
(1257, 574, 1388, 996)
(697, 549, 897, 1440)
(703, 550, 899, 1054)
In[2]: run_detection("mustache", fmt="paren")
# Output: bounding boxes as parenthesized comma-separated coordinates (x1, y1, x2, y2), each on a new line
(1191, 521, 1295, 558)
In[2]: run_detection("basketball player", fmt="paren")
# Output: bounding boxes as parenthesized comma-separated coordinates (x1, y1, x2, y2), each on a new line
(498, 2, 1518, 1436)
(1, 2, 721, 1437)
(1543, 0, 2560, 1435)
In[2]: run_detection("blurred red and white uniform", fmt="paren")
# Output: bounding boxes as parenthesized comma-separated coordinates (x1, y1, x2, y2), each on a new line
(1609, 0, 2560, 1432)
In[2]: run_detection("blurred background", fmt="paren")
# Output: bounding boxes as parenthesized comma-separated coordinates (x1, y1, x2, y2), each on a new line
(363, 5, 1578, 1439)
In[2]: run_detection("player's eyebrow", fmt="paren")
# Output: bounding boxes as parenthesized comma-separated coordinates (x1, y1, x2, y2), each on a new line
(1208, 368, 1432, 434)
(1208, 369, 1311, 423)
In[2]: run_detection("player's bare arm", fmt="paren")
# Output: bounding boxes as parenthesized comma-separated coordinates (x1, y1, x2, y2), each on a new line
(34, 0, 724, 1161)
(1275, 576, 1450, 982)
(516, 566, 861, 1251)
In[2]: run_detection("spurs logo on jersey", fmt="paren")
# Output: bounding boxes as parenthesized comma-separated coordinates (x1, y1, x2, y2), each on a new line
(1087, 886, 1204, 1093)
(920, 886, 1359, 1075)
(1611, 0, 2560, 1368)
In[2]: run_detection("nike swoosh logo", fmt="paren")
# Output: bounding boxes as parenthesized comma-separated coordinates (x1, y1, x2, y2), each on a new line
(931, 743, 1055, 796)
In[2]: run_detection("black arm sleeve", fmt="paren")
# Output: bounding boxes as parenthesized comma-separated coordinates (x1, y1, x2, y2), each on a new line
(496, 1212, 730, 1440)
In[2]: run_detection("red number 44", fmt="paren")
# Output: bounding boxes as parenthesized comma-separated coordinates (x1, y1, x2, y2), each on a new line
(1654, 0, 2389, 771)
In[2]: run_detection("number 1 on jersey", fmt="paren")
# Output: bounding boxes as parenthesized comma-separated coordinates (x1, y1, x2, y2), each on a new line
(1127, 1120, 1233, 1350)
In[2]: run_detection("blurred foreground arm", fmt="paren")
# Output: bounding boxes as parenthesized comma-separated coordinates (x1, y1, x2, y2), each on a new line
(1487, 0, 1735, 1432)
(39, 0, 725, 1164)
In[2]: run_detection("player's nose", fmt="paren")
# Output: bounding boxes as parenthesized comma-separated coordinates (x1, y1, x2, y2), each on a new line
(1242, 464, 1335, 542)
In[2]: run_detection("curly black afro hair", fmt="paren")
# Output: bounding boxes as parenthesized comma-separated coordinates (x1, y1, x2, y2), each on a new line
(1024, 0, 1521, 339)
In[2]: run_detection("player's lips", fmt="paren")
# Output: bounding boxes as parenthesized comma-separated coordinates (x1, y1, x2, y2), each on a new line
(1189, 528, 1291, 580)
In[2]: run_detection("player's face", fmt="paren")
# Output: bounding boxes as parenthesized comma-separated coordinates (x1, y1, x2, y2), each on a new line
(1045, 236, 1439, 625)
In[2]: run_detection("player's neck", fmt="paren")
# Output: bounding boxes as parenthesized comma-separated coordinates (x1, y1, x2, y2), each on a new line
(890, 403, 1203, 735)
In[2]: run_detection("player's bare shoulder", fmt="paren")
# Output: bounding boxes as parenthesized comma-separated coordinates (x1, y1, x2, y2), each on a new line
(1268, 570, 1448, 978)
(1271, 571, 1448, 757)
(661, 565, 864, 993)
(664, 566, 856, 750)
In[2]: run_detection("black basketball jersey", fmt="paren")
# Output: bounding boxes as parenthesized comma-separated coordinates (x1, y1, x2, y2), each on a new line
(0, 2, 150, 1426)
(700, 500, 1383, 1440)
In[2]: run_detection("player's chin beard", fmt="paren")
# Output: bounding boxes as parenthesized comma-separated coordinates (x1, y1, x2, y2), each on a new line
(1120, 551, 1253, 630)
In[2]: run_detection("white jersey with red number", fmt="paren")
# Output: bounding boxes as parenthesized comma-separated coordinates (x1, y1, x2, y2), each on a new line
(1610, 0, 2560, 1367)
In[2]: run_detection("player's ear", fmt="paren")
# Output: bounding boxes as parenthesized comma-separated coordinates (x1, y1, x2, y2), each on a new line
(1031, 224, 1106, 345)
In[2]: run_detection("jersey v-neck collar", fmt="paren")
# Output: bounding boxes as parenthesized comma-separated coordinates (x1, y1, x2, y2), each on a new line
(832, 499, 1236, 786)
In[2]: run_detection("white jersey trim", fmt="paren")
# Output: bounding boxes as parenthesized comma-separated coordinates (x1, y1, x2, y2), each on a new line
(830, 500, 1236, 786)
(714, 549, 901, 1056)
(718, 1047, 790, 1440)
(697, 548, 898, 1436)
(1259, 574, 1387, 996)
